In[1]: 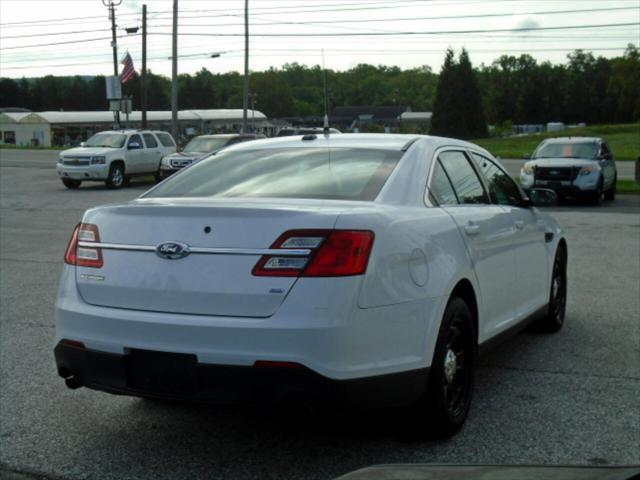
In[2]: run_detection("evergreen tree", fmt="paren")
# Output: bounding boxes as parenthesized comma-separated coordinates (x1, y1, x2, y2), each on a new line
(430, 49, 458, 137)
(457, 49, 488, 138)
(430, 49, 487, 139)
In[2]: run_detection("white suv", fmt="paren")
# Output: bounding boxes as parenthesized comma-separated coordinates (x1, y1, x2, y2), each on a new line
(57, 130, 177, 189)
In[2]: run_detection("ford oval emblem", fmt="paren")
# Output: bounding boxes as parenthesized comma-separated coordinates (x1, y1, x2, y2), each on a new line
(156, 241, 190, 260)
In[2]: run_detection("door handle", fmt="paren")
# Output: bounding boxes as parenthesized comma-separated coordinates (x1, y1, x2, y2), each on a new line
(464, 224, 480, 236)
(514, 220, 524, 230)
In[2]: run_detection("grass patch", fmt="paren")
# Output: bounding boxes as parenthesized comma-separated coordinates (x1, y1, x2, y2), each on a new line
(616, 179, 640, 194)
(473, 123, 640, 161)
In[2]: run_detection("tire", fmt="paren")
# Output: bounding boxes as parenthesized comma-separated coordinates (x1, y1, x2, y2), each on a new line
(604, 176, 616, 201)
(589, 181, 603, 206)
(61, 178, 81, 189)
(154, 171, 165, 183)
(411, 297, 476, 438)
(535, 246, 567, 333)
(105, 163, 124, 189)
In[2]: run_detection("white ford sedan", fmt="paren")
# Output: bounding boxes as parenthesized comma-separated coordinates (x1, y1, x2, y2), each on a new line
(54, 133, 567, 437)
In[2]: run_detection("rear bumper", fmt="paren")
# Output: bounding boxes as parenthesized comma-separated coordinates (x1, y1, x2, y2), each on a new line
(54, 342, 428, 408)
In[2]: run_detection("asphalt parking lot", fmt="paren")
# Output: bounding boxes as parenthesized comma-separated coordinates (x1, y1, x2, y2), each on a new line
(1, 149, 639, 480)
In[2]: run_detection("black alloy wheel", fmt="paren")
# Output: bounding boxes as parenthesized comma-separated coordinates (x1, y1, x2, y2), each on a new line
(413, 297, 475, 438)
(61, 178, 81, 189)
(536, 246, 567, 333)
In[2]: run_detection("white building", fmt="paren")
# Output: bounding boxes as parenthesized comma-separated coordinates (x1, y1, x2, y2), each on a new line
(0, 109, 269, 147)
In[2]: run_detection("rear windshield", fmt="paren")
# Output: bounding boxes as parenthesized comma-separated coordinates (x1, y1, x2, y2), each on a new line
(183, 137, 230, 153)
(533, 142, 597, 159)
(145, 147, 402, 201)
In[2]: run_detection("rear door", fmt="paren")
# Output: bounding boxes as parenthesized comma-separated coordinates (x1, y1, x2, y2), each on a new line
(142, 133, 163, 172)
(471, 152, 549, 316)
(430, 150, 518, 336)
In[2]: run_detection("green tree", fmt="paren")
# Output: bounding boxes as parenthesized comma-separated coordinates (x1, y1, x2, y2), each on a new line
(431, 49, 487, 139)
(0, 78, 19, 107)
(608, 44, 640, 122)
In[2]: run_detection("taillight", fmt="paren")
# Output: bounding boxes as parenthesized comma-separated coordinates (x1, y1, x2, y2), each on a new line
(64, 223, 103, 268)
(252, 229, 374, 277)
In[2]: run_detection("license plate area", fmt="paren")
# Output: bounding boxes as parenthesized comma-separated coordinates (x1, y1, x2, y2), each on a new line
(127, 349, 198, 394)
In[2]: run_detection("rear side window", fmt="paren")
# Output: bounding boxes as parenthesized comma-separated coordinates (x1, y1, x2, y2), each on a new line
(155, 132, 176, 147)
(145, 147, 403, 201)
(429, 160, 458, 205)
(438, 151, 488, 204)
(143, 133, 158, 148)
(471, 153, 522, 206)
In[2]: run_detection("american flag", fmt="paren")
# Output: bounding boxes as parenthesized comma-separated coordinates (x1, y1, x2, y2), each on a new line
(119, 52, 136, 84)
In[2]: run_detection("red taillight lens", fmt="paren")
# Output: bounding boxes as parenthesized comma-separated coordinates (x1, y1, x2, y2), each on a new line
(64, 223, 103, 268)
(252, 229, 374, 277)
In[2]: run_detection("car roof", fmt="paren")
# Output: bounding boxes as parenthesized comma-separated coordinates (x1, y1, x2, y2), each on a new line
(542, 136, 602, 144)
(221, 133, 482, 152)
(193, 134, 257, 139)
(96, 130, 157, 135)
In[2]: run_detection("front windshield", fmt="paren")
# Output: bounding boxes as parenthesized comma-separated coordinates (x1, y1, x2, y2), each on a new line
(533, 142, 598, 159)
(84, 133, 126, 148)
(182, 137, 230, 153)
(146, 147, 402, 201)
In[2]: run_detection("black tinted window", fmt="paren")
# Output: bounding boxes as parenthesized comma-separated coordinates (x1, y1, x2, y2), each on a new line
(128, 134, 142, 147)
(472, 153, 522, 206)
(429, 160, 458, 205)
(438, 151, 488, 204)
(155, 132, 175, 147)
(146, 148, 402, 201)
(143, 133, 158, 148)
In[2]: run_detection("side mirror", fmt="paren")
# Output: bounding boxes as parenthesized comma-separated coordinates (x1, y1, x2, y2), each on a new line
(128, 141, 141, 150)
(526, 188, 558, 207)
(523, 154, 531, 160)
(602, 153, 613, 161)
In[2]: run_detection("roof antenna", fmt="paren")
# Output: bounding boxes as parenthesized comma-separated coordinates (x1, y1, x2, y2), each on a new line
(322, 49, 330, 137)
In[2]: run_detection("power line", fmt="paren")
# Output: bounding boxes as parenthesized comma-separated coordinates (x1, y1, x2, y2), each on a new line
(0, 34, 137, 51)
(0, 0, 452, 28)
(1, 28, 111, 40)
(0, 46, 632, 71)
(146, 22, 639, 37)
(0, 8, 142, 27)
(135, 6, 639, 31)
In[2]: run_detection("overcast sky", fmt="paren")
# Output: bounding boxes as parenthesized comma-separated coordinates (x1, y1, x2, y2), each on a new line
(1, 0, 638, 78)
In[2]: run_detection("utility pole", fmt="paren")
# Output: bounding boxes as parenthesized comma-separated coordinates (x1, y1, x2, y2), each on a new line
(171, 0, 179, 140)
(103, 0, 122, 127)
(242, 0, 249, 133)
(141, 4, 147, 129)
(249, 93, 257, 132)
